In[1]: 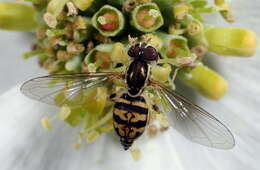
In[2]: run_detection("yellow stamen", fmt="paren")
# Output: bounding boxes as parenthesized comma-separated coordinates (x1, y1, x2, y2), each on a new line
(74, 143, 81, 149)
(97, 16, 107, 25)
(86, 131, 100, 143)
(130, 148, 141, 161)
(41, 117, 53, 131)
(148, 9, 159, 18)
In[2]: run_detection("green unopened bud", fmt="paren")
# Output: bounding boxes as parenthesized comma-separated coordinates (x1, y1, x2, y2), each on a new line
(0, 2, 37, 31)
(205, 27, 258, 57)
(47, 0, 69, 17)
(173, 3, 190, 20)
(73, 0, 94, 11)
(214, 0, 225, 6)
(178, 65, 228, 100)
(65, 55, 81, 71)
(187, 20, 202, 36)
(214, 0, 234, 23)
(185, 16, 208, 51)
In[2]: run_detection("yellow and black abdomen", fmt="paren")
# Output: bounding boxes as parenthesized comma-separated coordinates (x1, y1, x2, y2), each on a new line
(113, 93, 148, 150)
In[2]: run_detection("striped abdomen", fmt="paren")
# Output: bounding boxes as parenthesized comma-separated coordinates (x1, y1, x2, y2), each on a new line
(113, 93, 148, 150)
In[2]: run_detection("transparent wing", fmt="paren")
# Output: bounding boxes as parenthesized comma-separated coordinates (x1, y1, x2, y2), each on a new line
(21, 72, 121, 106)
(153, 82, 235, 149)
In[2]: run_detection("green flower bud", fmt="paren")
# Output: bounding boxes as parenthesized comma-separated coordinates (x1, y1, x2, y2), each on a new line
(173, 3, 190, 20)
(205, 27, 258, 57)
(72, 0, 94, 11)
(0, 2, 37, 31)
(178, 65, 228, 100)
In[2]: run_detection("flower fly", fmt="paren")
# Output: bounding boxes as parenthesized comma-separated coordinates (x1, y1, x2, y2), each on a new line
(21, 43, 235, 150)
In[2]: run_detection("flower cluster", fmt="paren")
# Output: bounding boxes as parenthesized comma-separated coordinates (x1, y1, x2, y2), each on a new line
(0, 0, 257, 158)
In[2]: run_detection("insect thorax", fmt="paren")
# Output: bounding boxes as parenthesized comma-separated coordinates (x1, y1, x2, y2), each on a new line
(113, 93, 148, 150)
(126, 59, 149, 97)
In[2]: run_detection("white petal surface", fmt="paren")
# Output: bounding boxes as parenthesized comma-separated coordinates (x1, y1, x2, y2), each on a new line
(0, 0, 260, 169)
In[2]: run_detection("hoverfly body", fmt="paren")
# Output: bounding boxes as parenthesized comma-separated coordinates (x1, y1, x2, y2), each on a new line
(21, 42, 235, 150)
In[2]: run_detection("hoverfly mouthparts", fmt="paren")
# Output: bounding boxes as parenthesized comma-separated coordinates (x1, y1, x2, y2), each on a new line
(128, 42, 159, 62)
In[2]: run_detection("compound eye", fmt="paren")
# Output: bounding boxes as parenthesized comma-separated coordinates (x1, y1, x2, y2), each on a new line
(128, 43, 142, 58)
(143, 46, 158, 61)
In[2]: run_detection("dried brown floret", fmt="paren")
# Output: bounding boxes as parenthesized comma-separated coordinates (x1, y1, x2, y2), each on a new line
(43, 12, 57, 28)
(81, 63, 89, 73)
(56, 11, 67, 21)
(94, 33, 112, 43)
(48, 36, 62, 47)
(176, 57, 193, 67)
(45, 47, 56, 57)
(191, 45, 208, 59)
(130, 148, 141, 161)
(74, 16, 87, 29)
(66, 42, 85, 54)
(42, 58, 58, 72)
(66, 2, 78, 16)
(122, 0, 137, 12)
(73, 143, 81, 150)
(86, 41, 94, 54)
(128, 35, 138, 46)
(65, 16, 86, 30)
(31, 43, 41, 50)
(147, 124, 158, 138)
(160, 126, 169, 132)
(36, 27, 47, 39)
(57, 50, 73, 61)
(123, 0, 151, 12)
